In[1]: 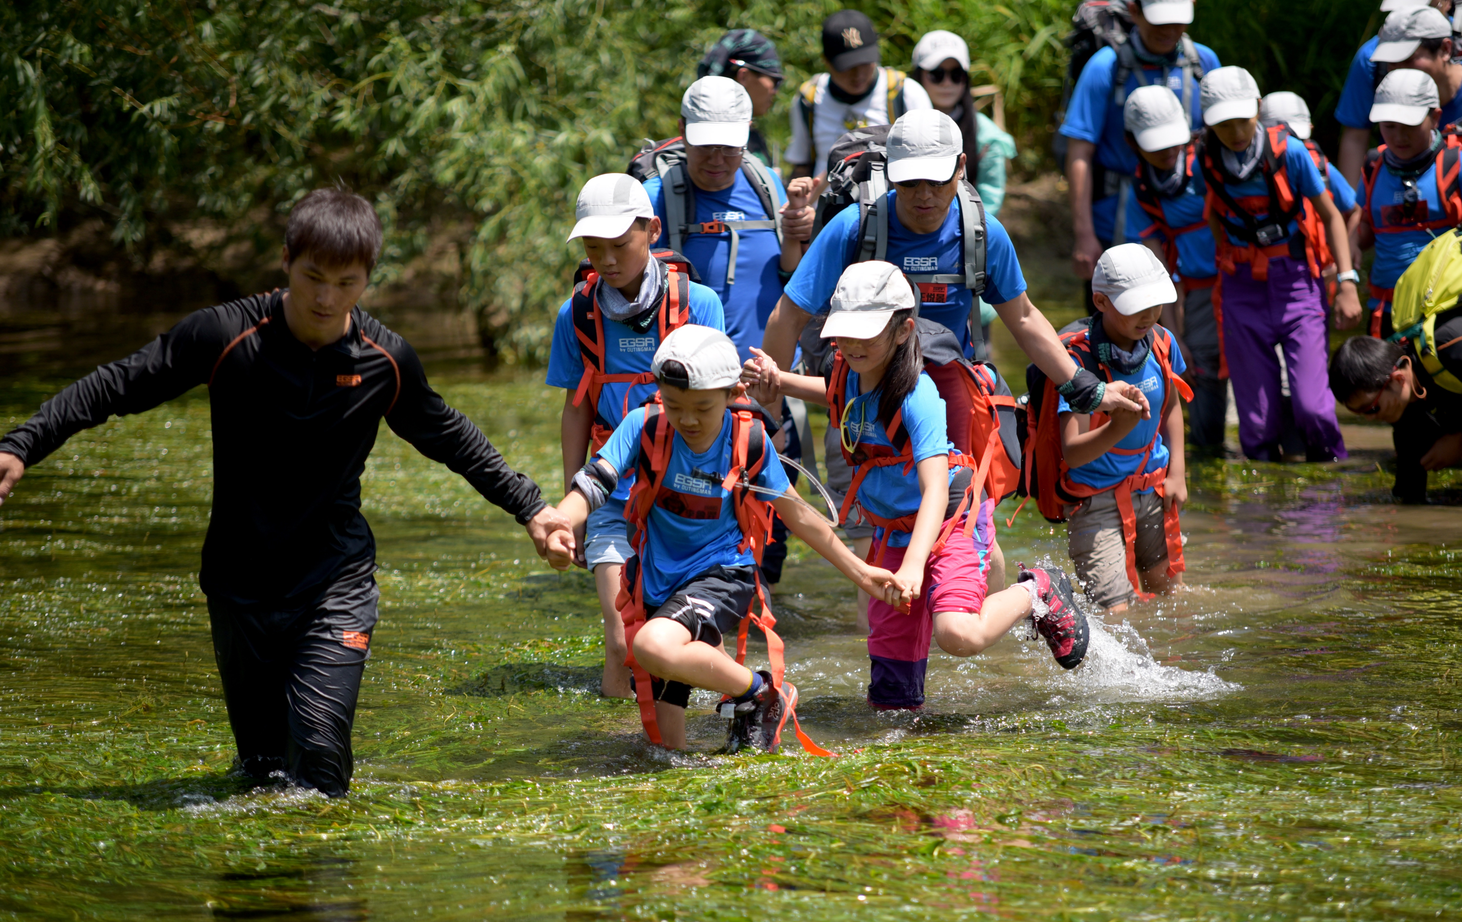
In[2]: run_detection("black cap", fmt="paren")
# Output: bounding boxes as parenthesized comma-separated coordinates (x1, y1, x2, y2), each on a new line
(822, 10, 880, 71)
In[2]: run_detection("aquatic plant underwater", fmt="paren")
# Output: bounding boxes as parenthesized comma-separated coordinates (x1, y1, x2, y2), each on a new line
(0, 374, 1459, 919)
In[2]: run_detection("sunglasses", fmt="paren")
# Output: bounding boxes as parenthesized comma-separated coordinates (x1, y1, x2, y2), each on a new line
(924, 65, 967, 85)
(894, 172, 958, 191)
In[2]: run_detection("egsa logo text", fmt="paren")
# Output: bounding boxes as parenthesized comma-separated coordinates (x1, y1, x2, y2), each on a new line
(620, 336, 656, 352)
(672, 473, 717, 496)
(712, 211, 747, 222)
(903, 256, 939, 272)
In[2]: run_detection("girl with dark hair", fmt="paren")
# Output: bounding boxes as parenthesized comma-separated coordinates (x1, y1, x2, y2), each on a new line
(744, 262, 1089, 710)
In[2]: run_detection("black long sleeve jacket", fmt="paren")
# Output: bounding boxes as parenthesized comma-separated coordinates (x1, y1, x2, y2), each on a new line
(0, 291, 546, 607)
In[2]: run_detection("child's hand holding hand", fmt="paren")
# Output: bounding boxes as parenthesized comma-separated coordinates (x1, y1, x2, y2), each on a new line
(781, 177, 817, 243)
(861, 565, 915, 614)
(742, 347, 782, 406)
(544, 526, 577, 571)
(1163, 471, 1187, 512)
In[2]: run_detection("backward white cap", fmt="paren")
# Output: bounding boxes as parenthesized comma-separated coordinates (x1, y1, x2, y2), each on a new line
(1372, 7, 1452, 62)
(886, 109, 963, 184)
(1124, 85, 1191, 152)
(568, 174, 654, 241)
(1201, 66, 1261, 126)
(821, 261, 917, 340)
(681, 76, 753, 148)
(1136, 0, 1194, 26)
(1371, 68, 1441, 125)
(912, 30, 970, 72)
(651, 324, 743, 390)
(1092, 243, 1177, 315)
(1260, 91, 1314, 140)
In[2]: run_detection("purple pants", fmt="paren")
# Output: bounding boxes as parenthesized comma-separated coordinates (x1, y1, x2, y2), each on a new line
(1220, 256, 1347, 461)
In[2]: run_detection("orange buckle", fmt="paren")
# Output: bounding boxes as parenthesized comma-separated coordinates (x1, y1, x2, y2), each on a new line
(698, 220, 728, 234)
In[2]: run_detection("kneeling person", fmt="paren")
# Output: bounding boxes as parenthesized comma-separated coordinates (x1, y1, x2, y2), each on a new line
(546, 325, 898, 751)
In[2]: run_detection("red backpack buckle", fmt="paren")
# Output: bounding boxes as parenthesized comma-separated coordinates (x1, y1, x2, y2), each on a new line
(696, 220, 728, 234)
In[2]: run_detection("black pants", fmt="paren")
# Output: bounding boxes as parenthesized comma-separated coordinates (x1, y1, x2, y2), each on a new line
(207, 574, 378, 797)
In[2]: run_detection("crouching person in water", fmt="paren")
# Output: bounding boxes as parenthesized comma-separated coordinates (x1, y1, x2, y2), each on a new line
(744, 262, 1092, 710)
(0, 189, 570, 796)
(545, 325, 900, 751)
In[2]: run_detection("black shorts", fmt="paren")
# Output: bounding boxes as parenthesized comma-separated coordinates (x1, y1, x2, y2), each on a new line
(630, 561, 757, 709)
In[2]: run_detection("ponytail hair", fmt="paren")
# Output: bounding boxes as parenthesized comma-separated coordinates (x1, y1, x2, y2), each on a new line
(876, 308, 922, 432)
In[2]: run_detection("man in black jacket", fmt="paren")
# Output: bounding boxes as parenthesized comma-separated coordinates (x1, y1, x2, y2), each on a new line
(0, 189, 569, 796)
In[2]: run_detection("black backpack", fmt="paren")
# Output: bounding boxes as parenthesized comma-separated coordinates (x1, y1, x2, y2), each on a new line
(1053, 0, 1133, 169)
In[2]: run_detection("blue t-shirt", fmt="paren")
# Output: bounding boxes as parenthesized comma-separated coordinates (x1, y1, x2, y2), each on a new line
(645, 169, 788, 362)
(1209, 135, 1327, 247)
(1336, 34, 1462, 130)
(1357, 155, 1457, 297)
(546, 276, 725, 499)
(1326, 162, 1358, 213)
(1124, 159, 1217, 281)
(1058, 43, 1222, 241)
(595, 407, 792, 605)
(784, 190, 1027, 356)
(838, 372, 956, 548)
(1058, 327, 1187, 492)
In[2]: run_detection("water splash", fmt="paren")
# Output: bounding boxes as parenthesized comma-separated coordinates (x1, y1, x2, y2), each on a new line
(1045, 613, 1239, 704)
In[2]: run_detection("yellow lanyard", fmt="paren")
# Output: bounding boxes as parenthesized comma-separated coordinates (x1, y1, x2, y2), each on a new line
(840, 386, 872, 455)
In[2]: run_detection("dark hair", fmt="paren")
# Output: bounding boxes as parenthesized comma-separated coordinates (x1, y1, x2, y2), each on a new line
(1420, 36, 1450, 56)
(284, 187, 383, 272)
(633, 216, 651, 230)
(655, 359, 735, 394)
(1329, 336, 1404, 402)
(875, 308, 922, 431)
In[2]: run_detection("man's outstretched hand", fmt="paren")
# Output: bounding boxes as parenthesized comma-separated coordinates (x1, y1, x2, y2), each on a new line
(525, 505, 573, 561)
(1096, 380, 1151, 419)
(0, 452, 24, 506)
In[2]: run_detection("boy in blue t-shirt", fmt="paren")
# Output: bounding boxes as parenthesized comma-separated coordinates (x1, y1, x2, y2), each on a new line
(545, 174, 725, 700)
(545, 325, 898, 752)
(1058, 245, 1190, 612)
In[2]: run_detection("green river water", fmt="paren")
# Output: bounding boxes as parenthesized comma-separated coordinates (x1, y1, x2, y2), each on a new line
(1, 336, 1460, 919)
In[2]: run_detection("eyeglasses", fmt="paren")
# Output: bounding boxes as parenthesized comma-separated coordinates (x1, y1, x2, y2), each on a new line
(924, 66, 967, 85)
(690, 144, 747, 159)
(894, 172, 958, 191)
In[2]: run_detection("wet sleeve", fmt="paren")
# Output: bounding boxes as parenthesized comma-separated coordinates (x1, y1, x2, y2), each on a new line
(644, 176, 670, 247)
(1335, 40, 1378, 130)
(782, 203, 858, 314)
(688, 283, 727, 331)
(903, 376, 952, 463)
(384, 340, 547, 524)
(978, 213, 1028, 306)
(0, 308, 224, 467)
(545, 298, 583, 390)
(593, 408, 647, 477)
(1327, 164, 1358, 213)
(1058, 47, 1115, 143)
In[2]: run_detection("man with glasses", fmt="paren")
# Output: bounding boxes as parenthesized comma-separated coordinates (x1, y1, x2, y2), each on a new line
(697, 29, 786, 171)
(1058, 0, 1217, 311)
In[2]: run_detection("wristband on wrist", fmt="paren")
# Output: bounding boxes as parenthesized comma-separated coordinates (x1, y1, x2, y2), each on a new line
(1057, 367, 1106, 415)
(1335, 270, 1360, 286)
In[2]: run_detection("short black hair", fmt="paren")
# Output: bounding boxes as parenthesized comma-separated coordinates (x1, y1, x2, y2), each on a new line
(284, 187, 383, 272)
(655, 359, 736, 394)
(1420, 36, 1451, 56)
(633, 216, 651, 230)
(1329, 336, 1404, 402)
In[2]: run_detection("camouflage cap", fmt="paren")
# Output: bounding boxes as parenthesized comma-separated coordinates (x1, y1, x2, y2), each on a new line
(697, 29, 783, 80)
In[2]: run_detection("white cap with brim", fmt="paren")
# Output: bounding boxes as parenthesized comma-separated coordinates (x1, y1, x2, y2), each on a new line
(885, 109, 963, 184)
(681, 75, 753, 148)
(1259, 91, 1314, 140)
(1372, 7, 1452, 63)
(1092, 243, 1178, 315)
(1124, 85, 1191, 152)
(821, 261, 917, 340)
(1201, 66, 1262, 126)
(1370, 68, 1441, 125)
(1138, 0, 1194, 26)
(1380, 0, 1430, 11)
(568, 174, 655, 242)
(911, 30, 970, 72)
(651, 324, 743, 390)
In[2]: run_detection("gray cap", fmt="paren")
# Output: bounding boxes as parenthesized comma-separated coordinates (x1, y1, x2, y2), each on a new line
(568, 174, 655, 241)
(1372, 7, 1452, 63)
(1370, 68, 1441, 125)
(1259, 91, 1313, 140)
(681, 76, 753, 148)
(821, 261, 917, 340)
(886, 109, 962, 183)
(1201, 66, 1261, 126)
(652, 325, 743, 390)
(1124, 85, 1191, 152)
(1092, 243, 1177, 315)
(1135, 0, 1194, 26)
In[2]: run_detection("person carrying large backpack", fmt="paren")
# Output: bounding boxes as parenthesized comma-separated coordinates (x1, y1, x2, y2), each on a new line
(1059, 0, 1218, 311)
(785, 10, 932, 181)
(1355, 70, 1462, 338)
(1197, 66, 1361, 462)
(545, 174, 725, 700)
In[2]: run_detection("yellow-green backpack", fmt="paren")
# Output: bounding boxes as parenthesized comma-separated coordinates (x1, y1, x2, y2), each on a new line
(1389, 225, 1462, 393)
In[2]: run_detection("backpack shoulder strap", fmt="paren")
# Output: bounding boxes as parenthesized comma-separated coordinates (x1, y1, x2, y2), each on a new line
(663, 161, 693, 255)
(857, 191, 889, 265)
(886, 68, 907, 119)
(798, 77, 820, 149)
(571, 280, 605, 372)
(740, 155, 784, 245)
(657, 258, 691, 338)
(1177, 35, 1202, 124)
(959, 183, 988, 297)
(1111, 40, 1137, 108)
(1439, 144, 1462, 223)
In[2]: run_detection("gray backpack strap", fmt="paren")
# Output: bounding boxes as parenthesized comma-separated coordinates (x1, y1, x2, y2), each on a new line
(1177, 35, 1201, 127)
(855, 165, 890, 264)
(740, 155, 784, 247)
(1111, 40, 1136, 110)
(959, 182, 987, 298)
(662, 160, 693, 256)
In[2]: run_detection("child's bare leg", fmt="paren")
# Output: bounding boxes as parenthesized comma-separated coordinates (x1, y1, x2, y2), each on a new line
(932, 584, 1035, 657)
(633, 620, 753, 701)
(654, 701, 687, 750)
(1140, 563, 1182, 596)
(594, 562, 632, 698)
(987, 537, 1006, 593)
(853, 535, 872, 634)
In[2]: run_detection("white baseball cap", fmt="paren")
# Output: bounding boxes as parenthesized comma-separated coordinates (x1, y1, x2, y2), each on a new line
(1124, 85, 1191, 152)
(567, 174, 655, 241)
(886, 109, 963, 184)
(1380, 0, 1430, 10)
(1370, 68, 1441, 125)
(681, 76, 753, 148)
(821, 262, 917, 340)
(912, 30, 970, 72)
(1259, 91, 1314, 140)
(1092, 244, 1177, 315)
(1201, 66, 1262, 126)
(652, 324, 743, 390)
(1372, 7, 1452, 63)
(1134, 0, 1194, 26)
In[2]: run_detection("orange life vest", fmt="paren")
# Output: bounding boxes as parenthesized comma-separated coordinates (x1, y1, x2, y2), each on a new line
(615, 399, 832, 756)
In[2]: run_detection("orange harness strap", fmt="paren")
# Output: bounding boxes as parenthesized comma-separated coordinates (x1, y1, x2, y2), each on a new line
(1369, 283, 1394, 338)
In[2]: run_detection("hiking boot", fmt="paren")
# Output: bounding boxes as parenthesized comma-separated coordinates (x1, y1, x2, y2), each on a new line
(1017, 565, 1090, 670)
(725, 670, 781, 754)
